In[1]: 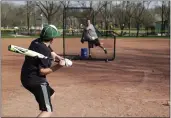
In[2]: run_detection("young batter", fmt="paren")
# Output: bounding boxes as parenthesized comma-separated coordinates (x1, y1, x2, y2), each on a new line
(21, 25, 64, 117)
(81, 19, 108, 57)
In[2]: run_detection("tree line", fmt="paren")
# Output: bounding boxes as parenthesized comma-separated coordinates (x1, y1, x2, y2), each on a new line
(1, 1, 170, 36)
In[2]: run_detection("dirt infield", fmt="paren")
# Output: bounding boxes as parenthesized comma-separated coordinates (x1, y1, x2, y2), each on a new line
(2, 37, 170, 117)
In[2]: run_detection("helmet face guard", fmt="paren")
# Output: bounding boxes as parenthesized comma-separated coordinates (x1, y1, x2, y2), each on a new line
(40, 25, 59, 41)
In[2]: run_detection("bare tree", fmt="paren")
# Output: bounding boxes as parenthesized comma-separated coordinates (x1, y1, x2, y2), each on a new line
(77, 1, 87, 7)
(36, 1, 61, 24)
(89, 1, 93, 8)
(90, 1, 109, 21)
(60, 0, 71, 7)
(1, 2, 13, 27)
(132, 1, 151, 37)
(26, 1, 33, 34)
(161, 1, 170, 35)
(125, 1, 135, 36)
(92, 1, 114, 36)
(142, 9, 155, 35)
(113, 1, 129, 36)
(1, 2, 27, 28)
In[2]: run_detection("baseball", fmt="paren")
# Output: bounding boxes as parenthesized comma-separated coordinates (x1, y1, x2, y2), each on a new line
(59, 58, 72, 67)
(92, 36, 95, 40)
(64, 58, 72, 67)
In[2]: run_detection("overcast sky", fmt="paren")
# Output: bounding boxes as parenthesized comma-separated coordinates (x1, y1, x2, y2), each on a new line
(2, 1, 26, 5)
(2, 0, 164, 7)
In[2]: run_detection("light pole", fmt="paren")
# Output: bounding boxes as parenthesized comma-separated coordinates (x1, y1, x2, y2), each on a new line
(41, 14, 43, 29)
(27, 1, 30, 35)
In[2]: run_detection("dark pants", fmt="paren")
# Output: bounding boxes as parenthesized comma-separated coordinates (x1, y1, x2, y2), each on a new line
(88, 38, 101, 48)
(23, 82, 55, 112)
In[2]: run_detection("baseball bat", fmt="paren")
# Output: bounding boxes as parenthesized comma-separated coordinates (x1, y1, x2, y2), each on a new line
(8, 45, 53, 60)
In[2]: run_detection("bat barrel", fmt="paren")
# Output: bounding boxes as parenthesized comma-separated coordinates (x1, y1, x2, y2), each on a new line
(8, 44, 54, 61)
(8, 45, 21, 54)
(8, 45, 12, 51)
(8, 45, 16, 53)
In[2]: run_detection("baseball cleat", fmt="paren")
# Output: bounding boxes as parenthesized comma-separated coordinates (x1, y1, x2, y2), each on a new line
(105, 59, 109, 62)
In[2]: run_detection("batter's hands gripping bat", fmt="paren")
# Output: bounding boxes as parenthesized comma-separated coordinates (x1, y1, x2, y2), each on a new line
(8, 45, 53, 60)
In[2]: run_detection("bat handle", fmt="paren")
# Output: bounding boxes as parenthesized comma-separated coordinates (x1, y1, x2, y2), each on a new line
(48, 57, 60, 63)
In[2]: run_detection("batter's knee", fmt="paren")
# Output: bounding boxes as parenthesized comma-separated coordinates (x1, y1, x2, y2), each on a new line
(51, 92, 55, 100)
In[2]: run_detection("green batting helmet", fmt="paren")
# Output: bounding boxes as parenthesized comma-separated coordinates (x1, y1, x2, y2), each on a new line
(40, 24, 59, 41)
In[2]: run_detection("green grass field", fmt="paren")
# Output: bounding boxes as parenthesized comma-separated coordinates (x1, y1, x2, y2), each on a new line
(1, 35, 169, 39)
(1, 29, 170, 39)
